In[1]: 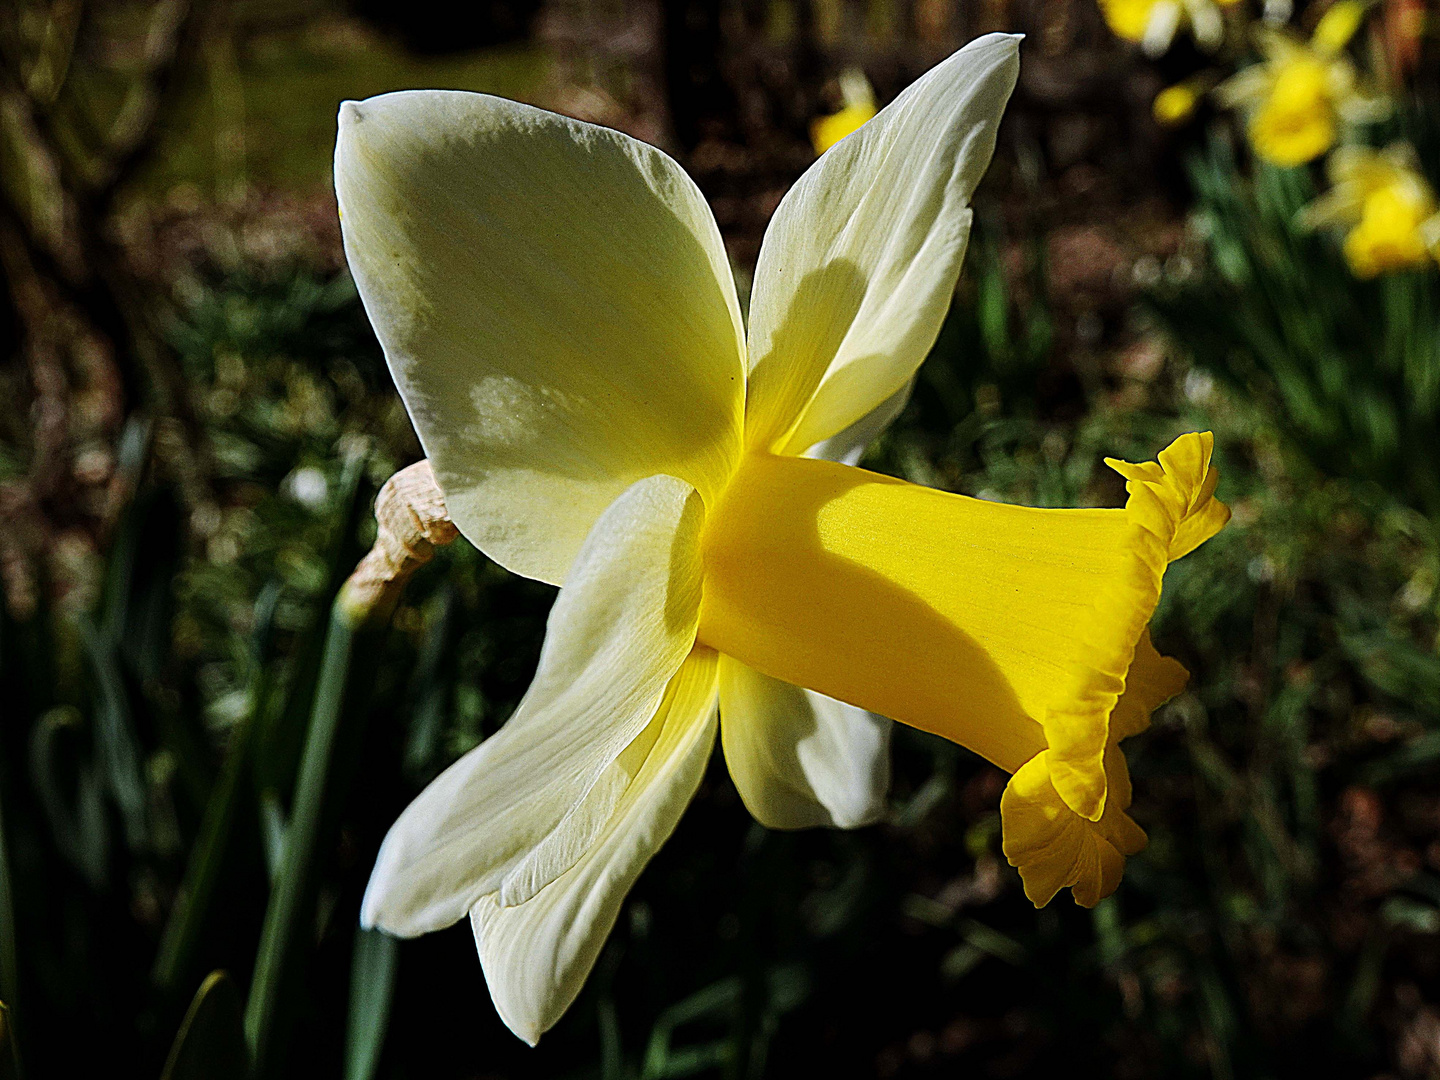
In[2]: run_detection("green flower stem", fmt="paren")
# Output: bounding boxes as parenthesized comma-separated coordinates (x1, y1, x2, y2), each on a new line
(244, 594, 377, 1075)
(344, 927, 399, 1080)
(252, 454, 368, 860)
(152, 716, 257, 991)
(244, 461, 455, 1077)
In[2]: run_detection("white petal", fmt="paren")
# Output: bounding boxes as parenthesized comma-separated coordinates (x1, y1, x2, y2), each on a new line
(360, 475, 705, 936)
(471, 649, 720, 1045)
(743, 34, 1019, 457)
(335, 92, 745, 586)
(718, 655, 891, 830)
(801, 376, 913, 465)
(1143, 2, 1183, 56)
(1187, 0, 1223, 51)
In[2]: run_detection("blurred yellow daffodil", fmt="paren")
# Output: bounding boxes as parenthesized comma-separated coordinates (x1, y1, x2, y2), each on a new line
(1154, 82, 1203, 126)
(1099, 0, 1243, 55)
(811, 68, 877, 154)
(1301, 144, 1440, 276)
(335, 33, 1227, 1045)
(1217, 2, 1389, 167)
(1153, 74, 1219, 126)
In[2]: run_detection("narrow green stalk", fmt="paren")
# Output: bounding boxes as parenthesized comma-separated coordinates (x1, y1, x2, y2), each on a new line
(244, 600, 367, 1074)
(253, 456, 367, 817)
(162, 972, 248, 1080)
(152, 730, 253, 988)
(244, 459, 455, 1076)
(78, 619, 147, 851)
(344, 927, 399, 1080)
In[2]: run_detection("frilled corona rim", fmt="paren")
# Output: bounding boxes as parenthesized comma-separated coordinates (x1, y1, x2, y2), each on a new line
(1039, 431, 1231, 824)
(1001, 432, 1229, 908)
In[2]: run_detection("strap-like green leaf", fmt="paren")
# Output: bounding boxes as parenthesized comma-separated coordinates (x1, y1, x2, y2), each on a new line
(343, 927, 399, 1080)
(161, 972, 248, 1080)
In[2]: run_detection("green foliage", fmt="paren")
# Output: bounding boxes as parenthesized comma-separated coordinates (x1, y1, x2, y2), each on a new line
(344, 929, 398, 1080)
(162, 973, 249, 1080)
(246, 596, 390, 1075)
(1148, 134, 1440, 517)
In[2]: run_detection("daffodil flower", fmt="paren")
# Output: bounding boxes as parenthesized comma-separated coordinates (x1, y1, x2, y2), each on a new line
(1098, 0, 1242, 56)
(1300, 143, 1440, 277)
(811, 68, 878, 154)
(1217, 1, 1389, 167)
(1153, 74, 1219, 127)
(335, 32, 1228, 1045)
(1154, 82, 1202, 127)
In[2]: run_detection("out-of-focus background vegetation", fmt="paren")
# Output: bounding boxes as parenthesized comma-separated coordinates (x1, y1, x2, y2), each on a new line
(3, 0, 1440, 1076)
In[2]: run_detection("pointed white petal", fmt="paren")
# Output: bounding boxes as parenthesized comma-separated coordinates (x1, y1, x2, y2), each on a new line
(360, 475, 705, 936)
(336, 92, 745, 586)
(472, 649, 720, 1045)
(1142, 2, 1183, 56)
(718, 655, 891, 830)
(744, 34, 1019, 457)
(1187, 0, 1223, 51)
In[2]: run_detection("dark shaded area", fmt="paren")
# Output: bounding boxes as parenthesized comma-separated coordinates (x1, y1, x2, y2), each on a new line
(350, 0, 545, 52)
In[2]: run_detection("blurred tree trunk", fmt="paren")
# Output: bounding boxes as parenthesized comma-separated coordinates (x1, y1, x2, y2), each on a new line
(0, 0, 211, 620)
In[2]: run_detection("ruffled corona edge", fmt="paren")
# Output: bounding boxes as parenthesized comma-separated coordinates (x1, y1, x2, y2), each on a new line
(1039, 431, 1230, 823)
(1000, 747, 1145, 908)
(1001, 633, 1188, 907)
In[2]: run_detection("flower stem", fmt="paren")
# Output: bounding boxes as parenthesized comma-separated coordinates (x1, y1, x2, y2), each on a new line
(244, 461, 456, 1076)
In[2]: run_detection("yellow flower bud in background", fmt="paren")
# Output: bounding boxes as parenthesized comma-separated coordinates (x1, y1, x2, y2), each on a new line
(1099, 0, 1242, 55)
(1100, 0, 1162, 41)
(1154, 82, 1202, 126)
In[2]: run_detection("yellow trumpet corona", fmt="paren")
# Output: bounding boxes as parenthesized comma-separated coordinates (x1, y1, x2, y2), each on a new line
(699, 439, 1226, 905)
